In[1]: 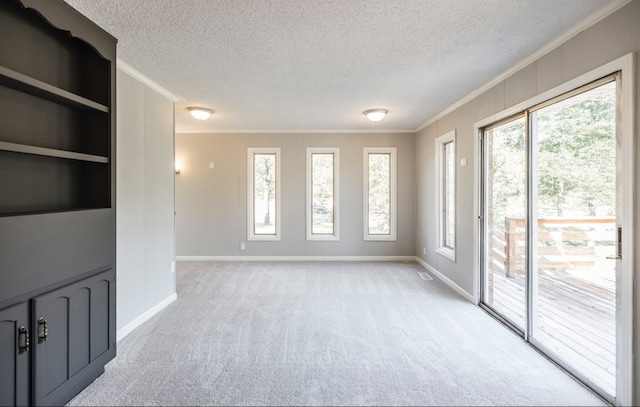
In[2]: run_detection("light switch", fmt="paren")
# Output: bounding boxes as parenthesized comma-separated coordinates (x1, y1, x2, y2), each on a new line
(209, 162, 215, 169)
(460, 158, 468, 166)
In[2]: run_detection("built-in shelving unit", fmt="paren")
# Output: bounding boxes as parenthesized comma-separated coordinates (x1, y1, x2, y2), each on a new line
(0, 65, 109, 113)
(0, 0, 113, 217)
(0, 141, 109, 163)
(0, 0, 117, 405)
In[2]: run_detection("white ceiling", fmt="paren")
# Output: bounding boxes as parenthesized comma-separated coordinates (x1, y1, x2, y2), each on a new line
(62, 0, 619, 133)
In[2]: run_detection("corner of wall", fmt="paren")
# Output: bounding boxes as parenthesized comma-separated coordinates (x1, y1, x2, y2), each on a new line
(116, 68, 177, 334)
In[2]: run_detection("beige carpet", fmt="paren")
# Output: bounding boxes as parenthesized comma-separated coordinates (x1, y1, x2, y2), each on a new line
(67, 261, 605, 406)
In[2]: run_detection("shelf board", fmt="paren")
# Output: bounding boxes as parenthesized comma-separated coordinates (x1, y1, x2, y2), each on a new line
(0, 207, 111, 218)
(0, 141, 109, 163)
(0, 65, 109, 113)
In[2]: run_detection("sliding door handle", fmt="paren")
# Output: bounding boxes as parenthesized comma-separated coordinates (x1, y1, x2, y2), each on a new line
(606, 226, 622, 260)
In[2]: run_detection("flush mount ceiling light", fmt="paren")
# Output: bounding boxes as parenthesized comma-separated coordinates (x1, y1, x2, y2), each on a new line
(188, 107, 214, 120)
(363, 108, 388, 122)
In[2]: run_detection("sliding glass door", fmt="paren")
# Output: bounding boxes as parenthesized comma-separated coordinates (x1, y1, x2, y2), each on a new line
(529, 80, 618, 396)
(481, 116, 527, 331)
(480, 76, 619, 401)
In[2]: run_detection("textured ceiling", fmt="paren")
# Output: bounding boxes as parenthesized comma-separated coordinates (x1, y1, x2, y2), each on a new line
(62, 0, 615, 133)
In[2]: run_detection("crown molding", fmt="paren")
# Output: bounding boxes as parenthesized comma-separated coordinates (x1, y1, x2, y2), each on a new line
(414, 0, 631, 132)
(175, 128, 415, 134)
(117, 59, 181, 102)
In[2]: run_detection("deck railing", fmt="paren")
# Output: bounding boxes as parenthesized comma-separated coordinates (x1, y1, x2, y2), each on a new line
(499, 217, 616, 277)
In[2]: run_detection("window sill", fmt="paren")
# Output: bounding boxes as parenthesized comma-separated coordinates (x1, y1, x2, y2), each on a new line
(307, 235, 340, 241)
(364, 235, 397, 242)
(247, 235, 281, 242)
(436, 247, 456, 262)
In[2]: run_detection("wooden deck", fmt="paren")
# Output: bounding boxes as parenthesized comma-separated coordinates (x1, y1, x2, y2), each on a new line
(485, 218, 616, 395)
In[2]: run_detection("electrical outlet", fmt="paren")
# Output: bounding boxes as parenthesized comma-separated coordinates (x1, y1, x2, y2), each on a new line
(209, 161, 215, 169)
(240, 242, 245, 251)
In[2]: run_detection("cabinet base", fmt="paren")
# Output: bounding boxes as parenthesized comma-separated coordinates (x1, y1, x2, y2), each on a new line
(54, 365, 106, 406)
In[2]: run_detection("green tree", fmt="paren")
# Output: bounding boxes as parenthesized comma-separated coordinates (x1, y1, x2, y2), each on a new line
(535, 84, 616, 217)
(487, 117, 526, 231)
(255, 154, 275, 226)
(368, 154, 390, 233)
(488, 82, 616, 229)
(312, 154, 333, 209)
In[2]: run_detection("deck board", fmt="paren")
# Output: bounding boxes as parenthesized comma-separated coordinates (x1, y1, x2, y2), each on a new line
(486, 265, 616, 393)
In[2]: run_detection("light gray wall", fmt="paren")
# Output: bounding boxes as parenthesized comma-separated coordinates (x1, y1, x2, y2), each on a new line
(175, 132, 415, 257)
(415, 2, 640, 403)
(116, 68, 176, 334)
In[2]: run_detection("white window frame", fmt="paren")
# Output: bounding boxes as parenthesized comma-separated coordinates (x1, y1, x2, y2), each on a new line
(363, 147, 397, 241)
(306, 147, 340, 241)
(436, 130, 456, 261)
(247, 147, 281, 241)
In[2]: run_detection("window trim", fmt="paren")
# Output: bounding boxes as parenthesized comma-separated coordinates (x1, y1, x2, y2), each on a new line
(363, 147, 397, 241)
(435, 130, 456, 261)
(306, 147, 340, 241)
(247, 147, 281, 241)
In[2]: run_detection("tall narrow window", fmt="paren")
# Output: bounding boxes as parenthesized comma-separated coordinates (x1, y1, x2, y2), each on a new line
(306, 148, 339, 240)
(364, 147, 396, 241)
(436, 130, 456, 260)
(248, 148, 281, 240)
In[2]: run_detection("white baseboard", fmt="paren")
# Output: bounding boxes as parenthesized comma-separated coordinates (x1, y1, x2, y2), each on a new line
(116, 293, 178, 342)
(174, 255, 474, 303)
(414, 257, 475, 303)
(176, 255, 416, 262)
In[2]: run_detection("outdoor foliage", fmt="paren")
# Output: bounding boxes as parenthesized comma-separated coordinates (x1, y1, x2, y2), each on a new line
(489, 82, 616, 231)
(487, 117, 527, 227)
(535, 83, 616, 217)
(443, 140, 456, 247)
(254, 153, 276, 233)
(368, 153, 391, 234)
(311, 153, 334, 234)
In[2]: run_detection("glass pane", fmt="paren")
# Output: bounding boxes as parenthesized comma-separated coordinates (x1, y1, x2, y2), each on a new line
(311, 153, 334, 235)
(484, 117, 527, 330)
(368, 153, 390, 235)
(444, 141, 455, 248)
(532, 81, 617, 394)
(253, 153, 276, 235)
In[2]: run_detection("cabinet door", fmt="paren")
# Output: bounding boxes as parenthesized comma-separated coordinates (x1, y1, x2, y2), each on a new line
(0, 302, 30, 406)
(32, 269, 115, 406)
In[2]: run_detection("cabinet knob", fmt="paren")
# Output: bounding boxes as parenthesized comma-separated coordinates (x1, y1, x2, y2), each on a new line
(38, 317, 48, 343)
(18, 325, 30, 353)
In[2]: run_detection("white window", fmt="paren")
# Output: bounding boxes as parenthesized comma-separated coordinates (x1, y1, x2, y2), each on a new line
(363, 147, 397, 241)
(436, 130, 456, 261)
(247, 148, 281, 241)
(306, 148, 339, 241)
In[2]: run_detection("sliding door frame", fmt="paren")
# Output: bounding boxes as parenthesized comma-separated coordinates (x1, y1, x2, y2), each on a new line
(477, 113, 528, 334)
(472, 53, 635, 405)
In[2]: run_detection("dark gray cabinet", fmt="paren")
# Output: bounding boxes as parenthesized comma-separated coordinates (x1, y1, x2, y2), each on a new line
(0, 270, 115, 407)
(32, 270, 115, 406)
(0, 0, 116, 405)
(0, 302, 30, 407)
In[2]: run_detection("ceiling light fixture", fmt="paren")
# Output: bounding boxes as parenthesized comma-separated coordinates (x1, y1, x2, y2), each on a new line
(363, 109, 388, 122)
(188, 107, 214, 120)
